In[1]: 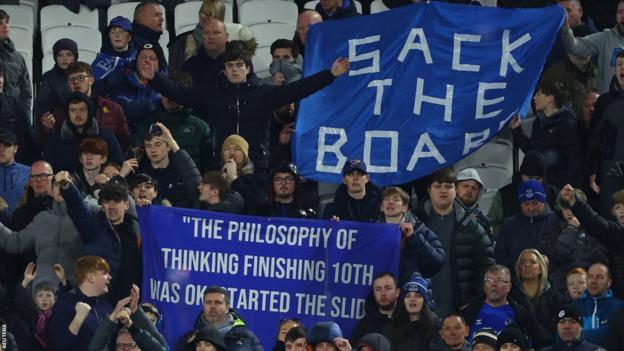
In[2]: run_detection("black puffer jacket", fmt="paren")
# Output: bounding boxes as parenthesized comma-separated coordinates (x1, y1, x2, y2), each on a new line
(510, 280, 565, 333)
(512, 107, 584, 188)
(418, 202, 495, 310)
(0, 93, 40, 164)
(0, 38, 32, 113)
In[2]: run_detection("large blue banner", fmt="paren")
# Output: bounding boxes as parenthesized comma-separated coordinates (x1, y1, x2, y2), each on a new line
(294, 2, 564, 186)
(138, 206, 400, 349)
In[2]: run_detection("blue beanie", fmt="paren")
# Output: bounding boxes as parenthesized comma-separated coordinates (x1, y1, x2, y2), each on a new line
(307, 322, 342, 346)
(402, 274, 430, 303)
(517, 179, 546, 203)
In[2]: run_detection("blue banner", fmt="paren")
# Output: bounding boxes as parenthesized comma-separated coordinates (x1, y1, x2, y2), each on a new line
(294, 2, 564, 186)
(138, 206, 400, 349)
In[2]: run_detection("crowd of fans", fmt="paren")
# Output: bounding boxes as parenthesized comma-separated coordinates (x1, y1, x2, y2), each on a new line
(0, 0, 623, 350)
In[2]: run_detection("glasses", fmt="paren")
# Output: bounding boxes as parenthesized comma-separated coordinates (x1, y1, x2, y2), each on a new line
(116, 343, 138, 350)
(67, 75, 91, 83)
(29, 173, 53, 181)
(484, 278, 510, 285)
(273, 176, 295, 184)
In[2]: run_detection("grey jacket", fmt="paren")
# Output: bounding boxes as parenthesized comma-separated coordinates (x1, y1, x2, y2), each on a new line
(0, 201, 84, 286)
(0, 38, 32, 112)
(560, 26, 624, 93)
(88, 307, 167, 351)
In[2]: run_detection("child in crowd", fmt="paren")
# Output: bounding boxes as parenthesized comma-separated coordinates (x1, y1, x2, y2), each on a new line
(566, 267, 588, 301)
(92, 16, 137, 81)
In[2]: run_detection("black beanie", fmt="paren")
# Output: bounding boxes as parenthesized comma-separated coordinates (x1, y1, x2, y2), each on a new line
(53, 38, 79, 61)
(519, 151, 546, 177)
(496, 326, 527, 350)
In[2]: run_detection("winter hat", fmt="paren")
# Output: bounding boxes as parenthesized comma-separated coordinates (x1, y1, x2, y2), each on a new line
(357, 333, 390, 351)
(342, 159, 367, 176)
(79, 137, 108, 158)
(519, 151, 546, 177)
(307, 322, 342, 346)
(496, 326, 526, 350)
(517, 180, 546, 203)
(471, 328, 498, 349)
(189, 327, 227, 351)
(53, 38, 78, 60)
(456, 168, 484, 189)
(108, 16, 132, 33)
(557, 304, 583, 325)
(221, 134, 249, 161)
(401, 274, 430, 303)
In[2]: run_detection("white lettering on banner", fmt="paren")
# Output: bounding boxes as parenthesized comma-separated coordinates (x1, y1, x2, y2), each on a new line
(189, 218, 224, 239)
(407, 132, 447, 170)
(349, 35, 381, 76)
(317, 127, 347, 173)
(161, 248, 239, 273)
(330, 297, 366, 319)
(242, 255, 326, 281)
(463, 129, 490, 155)
(476, 82, 507, 119)
(414, 78, 454, 122)
(228, 288, 290, 312)
(367, 79, 393, 116)
(452, 34, 481, 72)
(295, 293, 327, 316)
(397, 28, 433, 63)
(500, 29, 531, 77)
(332, 262, 373, 285)
(149, 278, 181, 303)
(364, 131, 398, 172)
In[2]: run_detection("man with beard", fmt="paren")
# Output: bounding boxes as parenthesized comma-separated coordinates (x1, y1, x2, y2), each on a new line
(351, 273, 400, 344)
(322, 159, 381, 222)
(560, 0, 624, 94)
(255, 163, 315, 218)
(455, 168, 491, 237)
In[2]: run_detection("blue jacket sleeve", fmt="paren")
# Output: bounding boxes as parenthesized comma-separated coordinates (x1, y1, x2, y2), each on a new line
(402, 223, 446, 278)
(48, 299, 80, 350)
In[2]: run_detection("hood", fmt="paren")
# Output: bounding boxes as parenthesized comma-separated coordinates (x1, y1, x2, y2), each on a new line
(0, 38, 15, 52)
(540, 105, 576, 128)
(608, 74, 624, 95)
(357, 333, 391, 351)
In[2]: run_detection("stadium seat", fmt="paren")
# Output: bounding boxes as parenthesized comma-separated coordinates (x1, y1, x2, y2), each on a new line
(174, 1, 233, 35)
(454, 135, 514, 192)
(9, 26, 33, 59)
(239, 0, 298, 27)
(252, 46, 272, 78)
(159, 29, 170, 64)
(246, 22, 294, 47)
(303, 0, 362, 14)
(42, 26, 102, 57)
(225, 22, 253, 41)
(107, 2, 167, 29)
(40, 5, 99, 32)
(369, 0, 389, 13)
(0, 4, 34, 32)
(477, 189, 496, 214)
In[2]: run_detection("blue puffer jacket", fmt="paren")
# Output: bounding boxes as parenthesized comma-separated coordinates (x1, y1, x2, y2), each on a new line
(576, 289, 624, 347)
(378, 211, 446, 282)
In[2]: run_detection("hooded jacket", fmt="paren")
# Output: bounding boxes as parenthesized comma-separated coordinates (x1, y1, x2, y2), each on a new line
(576, 289, 624, 346)
(494, 208, 559, 269)
(174, 310, 263, 351)
(512, 107, 584, 188)
(35, 65, 71, 132)
(150, 69, 336, 171)
(0, 200, 84, 287)
(417, 201, 495, 310)
(0, 37, 32, 112)
(42, 93, 124, 173)
(560, 24, 624, 94)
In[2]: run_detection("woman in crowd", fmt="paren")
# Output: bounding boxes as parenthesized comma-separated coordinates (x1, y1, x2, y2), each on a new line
(511, 249, 563, 333)
(383, 274, 438, 351)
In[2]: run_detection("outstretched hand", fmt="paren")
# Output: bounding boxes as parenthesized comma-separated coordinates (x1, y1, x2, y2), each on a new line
(331, 58, 350, 77)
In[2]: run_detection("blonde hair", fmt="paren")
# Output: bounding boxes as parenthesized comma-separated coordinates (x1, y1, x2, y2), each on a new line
(199, 0, 225, 22)
(515, 249, 549, 292)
